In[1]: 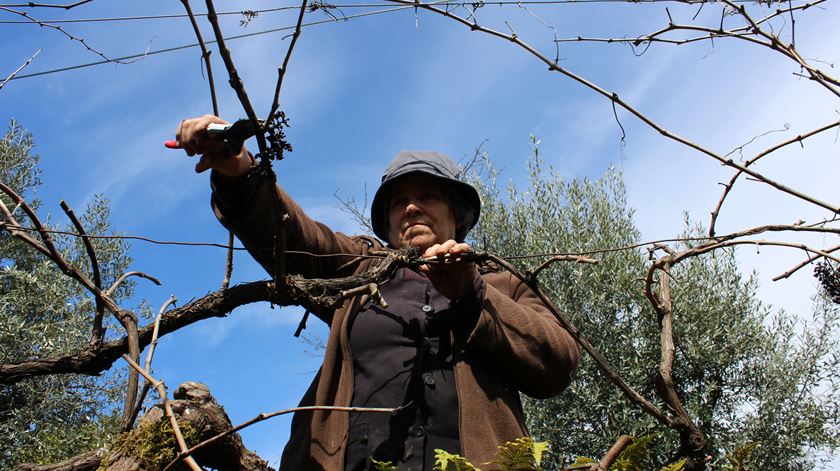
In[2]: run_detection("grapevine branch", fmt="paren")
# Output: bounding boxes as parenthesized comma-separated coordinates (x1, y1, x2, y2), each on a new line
(0, 6, 127, 64)
(380, 1, 839, 218)
(773, 244, 840, 282)
(266, 0, 308, 125)
(177, 0, 238, 289)
(121, 355, 203, 471)
(163, 404, 402, 471)
(126, 295, 176, 430)
(58, 200, 105, 347)
(709, 120, 840, 236)
(0, 181, 142, 426)
(203, 0, 267, 154)
(1, 0, 92, 9)
(0, 48, 40, 90)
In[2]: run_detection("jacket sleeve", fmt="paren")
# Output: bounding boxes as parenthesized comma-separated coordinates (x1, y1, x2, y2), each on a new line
(462, 271, 579, 398)
(210, 169, 378, 294)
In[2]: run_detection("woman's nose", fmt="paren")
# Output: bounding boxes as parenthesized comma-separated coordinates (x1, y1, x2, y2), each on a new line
(405, 201, 422, 215)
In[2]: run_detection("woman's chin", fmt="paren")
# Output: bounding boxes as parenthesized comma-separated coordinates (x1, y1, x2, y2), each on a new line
(401, 233, 436, 251)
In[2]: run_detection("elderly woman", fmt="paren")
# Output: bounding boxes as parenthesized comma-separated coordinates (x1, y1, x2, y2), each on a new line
(175, 116, 579, 471)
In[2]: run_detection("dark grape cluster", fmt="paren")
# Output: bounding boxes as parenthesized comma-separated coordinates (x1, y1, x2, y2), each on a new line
(263, 111, 293, 163)
(814, 261, 840, 304)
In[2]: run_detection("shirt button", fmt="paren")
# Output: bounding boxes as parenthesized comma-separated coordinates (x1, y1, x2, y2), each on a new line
(423, 372, 436, 386)
(422, 304, 433, 313)
(415, 425, 426, 437)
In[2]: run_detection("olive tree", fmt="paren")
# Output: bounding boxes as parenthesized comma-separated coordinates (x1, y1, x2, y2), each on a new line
(467, 140, 840, 470)
(0, 120, 134, 468)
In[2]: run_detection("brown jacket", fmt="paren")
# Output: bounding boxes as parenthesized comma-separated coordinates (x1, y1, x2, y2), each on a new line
(212, 174, 579, 470)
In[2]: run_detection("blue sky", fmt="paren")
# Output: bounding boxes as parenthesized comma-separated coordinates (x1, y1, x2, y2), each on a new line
(2, 0, 839, 466)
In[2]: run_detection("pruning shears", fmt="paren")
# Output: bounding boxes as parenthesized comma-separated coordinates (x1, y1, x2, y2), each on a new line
(164, 119, 263, 154)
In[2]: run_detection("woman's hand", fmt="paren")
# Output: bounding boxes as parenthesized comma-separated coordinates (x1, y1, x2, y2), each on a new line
(172, 115, 252, 177)
(420, 239, 480, 301)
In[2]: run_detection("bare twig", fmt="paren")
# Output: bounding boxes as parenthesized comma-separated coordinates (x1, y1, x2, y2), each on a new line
(266, 0, 308, 125)
(105, 270, 161, 297)
(381, 0, 840, 215)
(0, 6, 125, 64)
(709, 120, 840, 236)
(121, 355, 202, 471)
(725, 0, 840, 95)
(180, 0, 219, 115)
(0, 181, 73, 274)
(148, 295, 176, 373)
(339, 282, 387, 307)
(163, 403, 403, 471)
(530, 254, 599, 279)
(773, 244, 840, 281)
(203, 0, 267, 155)
(1, 0, 92, 9)
(222, 230, 235, 289)
(724, 123, 791, 159)
(0, 48, 40, 90)
(127, 295, 177, 430)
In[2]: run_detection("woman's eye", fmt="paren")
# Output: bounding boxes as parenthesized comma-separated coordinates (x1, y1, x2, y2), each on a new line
(390, 197, 407, 210)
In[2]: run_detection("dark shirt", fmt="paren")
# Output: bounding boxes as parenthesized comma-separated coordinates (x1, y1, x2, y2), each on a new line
(344, 268, 466, 471)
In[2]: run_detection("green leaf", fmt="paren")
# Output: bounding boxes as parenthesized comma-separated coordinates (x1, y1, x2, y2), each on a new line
(659, 459, 686, 471)
(486, 437, 549, 470)
(434, 449, 481, 471)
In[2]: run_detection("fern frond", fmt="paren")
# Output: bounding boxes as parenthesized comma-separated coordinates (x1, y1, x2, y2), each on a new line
(435, 449, 481, 471)
(486, 437, 550, 470)
(611, 434, 655, 471)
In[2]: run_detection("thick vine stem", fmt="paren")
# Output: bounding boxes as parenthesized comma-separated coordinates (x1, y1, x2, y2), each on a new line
(0, 247, 419, 384)
(654, 263, 708, 467)
(121, 355, 203, 471)
(59, 200, 105, 347)
(163, 403, 402, 471)
(477, 252, 674, 428)
(126, 295, 177, 430)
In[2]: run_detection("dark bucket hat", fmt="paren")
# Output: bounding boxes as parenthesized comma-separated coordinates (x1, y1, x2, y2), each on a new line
(371, 150, 481, 244)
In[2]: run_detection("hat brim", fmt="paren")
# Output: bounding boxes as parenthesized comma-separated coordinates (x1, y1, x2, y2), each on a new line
(371, 170, 480, 245)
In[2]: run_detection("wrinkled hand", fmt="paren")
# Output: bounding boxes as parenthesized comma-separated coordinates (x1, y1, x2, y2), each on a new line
(419, 240, 480, 301)
(173, 115, 252, 177)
